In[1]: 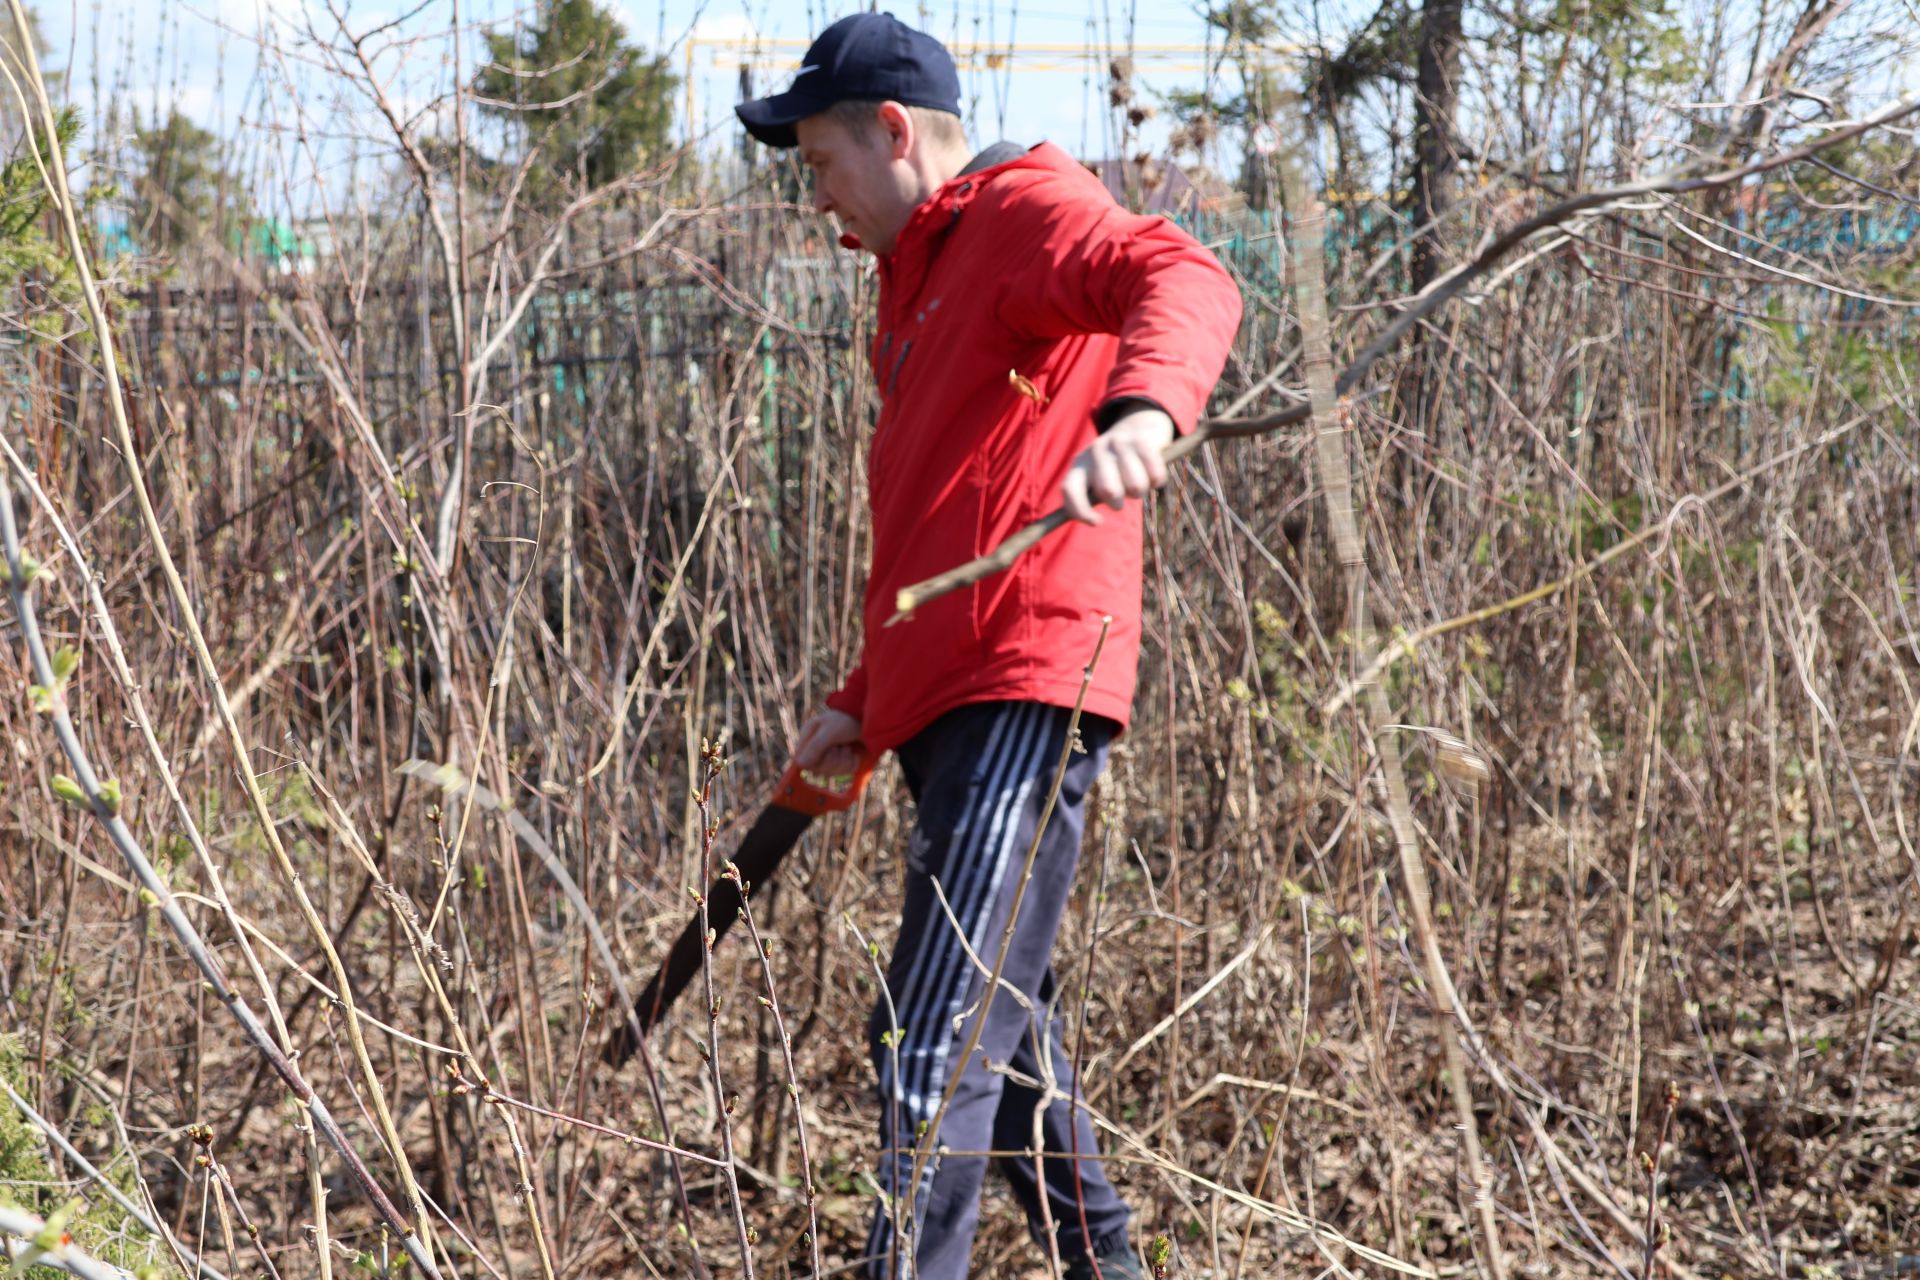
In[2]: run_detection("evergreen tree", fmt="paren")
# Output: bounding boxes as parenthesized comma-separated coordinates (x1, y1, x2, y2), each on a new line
(0, 106, 82, 314)
(472, 0, 677, 195)
(130, 109, 237, 252)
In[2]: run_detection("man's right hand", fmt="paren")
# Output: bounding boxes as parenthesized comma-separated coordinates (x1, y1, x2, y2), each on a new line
(793, 708, 866, 774)
(1060, 406, 1176, 525)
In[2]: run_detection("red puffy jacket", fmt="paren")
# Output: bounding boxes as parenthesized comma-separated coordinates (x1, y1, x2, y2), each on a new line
(825, 142, 1243, 753)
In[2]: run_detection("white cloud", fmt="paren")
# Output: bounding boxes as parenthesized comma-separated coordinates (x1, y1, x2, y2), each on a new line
(686, 13, 763, 44)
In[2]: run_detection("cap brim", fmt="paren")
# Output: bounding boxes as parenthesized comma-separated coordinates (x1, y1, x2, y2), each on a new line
(735, 91, 831, 148)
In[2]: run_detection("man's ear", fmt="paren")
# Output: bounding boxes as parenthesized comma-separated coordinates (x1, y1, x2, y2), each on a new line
(876, 100, 915, 161)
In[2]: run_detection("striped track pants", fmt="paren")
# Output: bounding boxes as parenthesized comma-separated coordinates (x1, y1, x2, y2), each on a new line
(863, 701, 1131, 1280)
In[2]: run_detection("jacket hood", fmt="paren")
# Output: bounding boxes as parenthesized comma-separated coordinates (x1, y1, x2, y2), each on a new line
(834, 143, 1086, 256)
(914, 142, 1090, 229)
(872, 142, 1089, 298)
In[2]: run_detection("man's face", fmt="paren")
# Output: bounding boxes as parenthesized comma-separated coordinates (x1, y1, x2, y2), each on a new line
(794, 110, 917, 254)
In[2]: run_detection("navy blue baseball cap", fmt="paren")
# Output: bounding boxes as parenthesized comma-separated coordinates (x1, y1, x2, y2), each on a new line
(736, 13, 962, 148)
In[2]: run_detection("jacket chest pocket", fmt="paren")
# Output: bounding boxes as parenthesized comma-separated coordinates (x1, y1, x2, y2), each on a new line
(875, 285, 956, 399)
(867, 329, 903, 492)
(979, 362, 1049, 488)
(866, 304, 939, 491)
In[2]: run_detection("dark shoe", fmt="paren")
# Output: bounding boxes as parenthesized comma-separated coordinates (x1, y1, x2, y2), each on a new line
(1064, 1245, 1145, 1280)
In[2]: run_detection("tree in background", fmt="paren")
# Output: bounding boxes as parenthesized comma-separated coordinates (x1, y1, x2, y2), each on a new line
(1297, 0, 1699, 255)
(0, 106, 83, 332)
(130, 108, 239, 253)
(472, 0, 677, 196)
(1408, 0, 1462, 291)
(0, 6, 60, 145)
(1159, 0, 1296, 211)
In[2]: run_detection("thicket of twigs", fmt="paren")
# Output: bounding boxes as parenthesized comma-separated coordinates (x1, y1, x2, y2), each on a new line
(2, 2, 1919, 1278)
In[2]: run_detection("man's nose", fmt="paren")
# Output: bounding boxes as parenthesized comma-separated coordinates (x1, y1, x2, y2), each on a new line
(812, 184, 831, 216)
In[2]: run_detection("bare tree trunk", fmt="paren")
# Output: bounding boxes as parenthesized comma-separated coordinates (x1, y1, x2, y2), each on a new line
(1409, 0, 1463, 293)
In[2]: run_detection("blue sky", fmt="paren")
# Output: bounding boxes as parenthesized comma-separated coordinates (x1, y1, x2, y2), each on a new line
(32, 0, 1322, 182)
(656, 0, 1314, 156)
(29, 0, 1917, 216)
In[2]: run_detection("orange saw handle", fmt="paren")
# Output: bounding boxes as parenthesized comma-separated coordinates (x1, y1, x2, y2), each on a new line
(770, 752, 878, 816)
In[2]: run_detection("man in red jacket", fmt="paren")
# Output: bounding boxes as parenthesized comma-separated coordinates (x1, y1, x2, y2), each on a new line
(737, 14, 1241, 1280)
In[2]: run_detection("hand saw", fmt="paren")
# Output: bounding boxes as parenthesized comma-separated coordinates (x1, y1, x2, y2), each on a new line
(605, 752, 876, 1066)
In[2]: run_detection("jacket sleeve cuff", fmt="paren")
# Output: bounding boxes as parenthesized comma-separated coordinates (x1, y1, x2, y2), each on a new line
(1101, 362, 1217, 435)
(1093, 395, 1173, 434)
(824, 665, 868, 722)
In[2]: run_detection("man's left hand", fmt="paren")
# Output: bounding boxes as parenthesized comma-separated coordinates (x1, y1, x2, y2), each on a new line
(1060, 407, 1176, 525)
